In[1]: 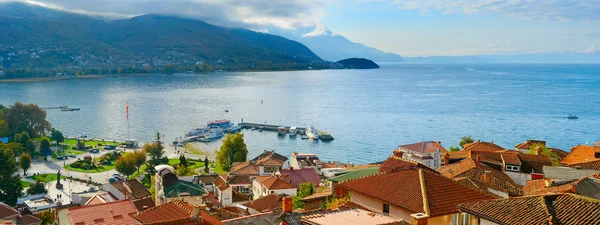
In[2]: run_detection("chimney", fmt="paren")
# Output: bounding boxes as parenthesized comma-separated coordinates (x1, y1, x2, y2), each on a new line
(483, 170, 491, 184)
(443, 152, 450, 165)
(535, 147, 543, 156)
(410, 213, 429, 225)
(282, 197, 293, 213)
(393, 150, 404, 158)
(475, 154, 483, 164)
(192, 204, 204, 222)
(478, 140, 481, 143)
(438, 141, 441, 145)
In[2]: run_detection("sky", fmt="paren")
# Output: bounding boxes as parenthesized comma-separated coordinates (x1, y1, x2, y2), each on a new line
(3, 0, 600, 56)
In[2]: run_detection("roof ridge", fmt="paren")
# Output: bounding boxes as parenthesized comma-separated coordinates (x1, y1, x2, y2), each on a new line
(418, 169, 430, 215)
(541, 195, 560, 225)
(338, 171, 384, 184)
(389, 155, 422, 165)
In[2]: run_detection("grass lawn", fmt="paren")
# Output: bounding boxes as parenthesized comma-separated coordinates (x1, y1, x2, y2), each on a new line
(65, 163, 115, 173)
(31, 174, 67, 182)
(184, 143, 211, 155)
(21, 180, 31, 188)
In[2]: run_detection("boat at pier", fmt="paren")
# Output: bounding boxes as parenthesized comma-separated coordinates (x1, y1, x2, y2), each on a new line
(277, 126, 287, 136)
(568, 114, 578, 119)
(306, 126, 320, 140)
(289, 126, 298, 137)
(208, 119, 233, 129)
(318, 131, 334, 141)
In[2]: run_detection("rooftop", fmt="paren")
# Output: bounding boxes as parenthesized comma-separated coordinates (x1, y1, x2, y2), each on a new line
(561, 145, 600, 165)
(133, 200, 224, 225)
(110, 179, 151, 200)
(329, 167, 380, 183)
(251, 150, 288, 163)
(242, 194, 284, 213)
(459, 194, 600, 225)
(398, 141, 446, 153)
(229, 162, 260, 175)
(64, 199, 138, 225)
(301, 208, 403, 225)
(164, 180, 207, 198)
(0, 202, 19, 219)
(340, 168, 494, 217)
(302, 189, 332, 201)
(260, 175, 295, 190)
(463, 140, 505, 152)
(279, 168, 321, 188)
(379, 155, 437, 174)
(437, 158, 523, 196)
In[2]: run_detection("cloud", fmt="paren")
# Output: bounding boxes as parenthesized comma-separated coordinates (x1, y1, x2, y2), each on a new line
(1, 0, 331, 29)
(301, 24, 333, 37)
(389, 0, 600, 22)
(581, 45, 599, 53)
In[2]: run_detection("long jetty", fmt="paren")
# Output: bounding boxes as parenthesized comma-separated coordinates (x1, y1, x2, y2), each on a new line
(239, 123, 305, 132)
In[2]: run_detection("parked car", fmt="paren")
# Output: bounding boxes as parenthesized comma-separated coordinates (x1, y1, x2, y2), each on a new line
(68, 153, 77, 158)
(90, 148, 100, 153)
(112, 174, 123, 180)
(108, 177, 118, 183)
(57, 155, 68, 160)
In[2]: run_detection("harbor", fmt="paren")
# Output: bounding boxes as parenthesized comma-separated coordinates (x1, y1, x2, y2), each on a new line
(42, 106, 80, 111)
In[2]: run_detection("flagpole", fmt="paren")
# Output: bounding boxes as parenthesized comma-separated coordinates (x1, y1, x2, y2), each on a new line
(127, 102, 130, 140)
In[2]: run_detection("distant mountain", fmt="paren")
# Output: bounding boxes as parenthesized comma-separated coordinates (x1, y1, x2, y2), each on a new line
(0, 2, 321, 75)
(404, 53, 600, 64)
(272, 26, 404, 62)
(336, 58, 380, 69)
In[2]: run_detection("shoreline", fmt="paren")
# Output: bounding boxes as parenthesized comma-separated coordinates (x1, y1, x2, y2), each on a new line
(0, 75, 111, 83)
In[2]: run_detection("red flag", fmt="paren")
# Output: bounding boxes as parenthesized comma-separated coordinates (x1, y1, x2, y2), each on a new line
(126, 103, 129, 120)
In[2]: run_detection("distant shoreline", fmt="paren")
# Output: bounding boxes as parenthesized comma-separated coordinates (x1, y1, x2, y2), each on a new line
(0, 74, 153, 83)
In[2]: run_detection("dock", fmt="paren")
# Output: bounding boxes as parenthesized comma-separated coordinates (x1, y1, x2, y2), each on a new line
(42, 106, 80, 111)
(239, 123, 305, 132)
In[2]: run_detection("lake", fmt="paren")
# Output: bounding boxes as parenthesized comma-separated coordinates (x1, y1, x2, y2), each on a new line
(1, 63, 599, 164)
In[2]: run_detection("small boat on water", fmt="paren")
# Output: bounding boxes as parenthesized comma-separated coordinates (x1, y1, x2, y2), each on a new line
(306, 126, 319, 140)
(277, 126, 287, 136)
(318, 131, 334, 141)
(259, 127, 264, 132)
(301, 135, 309, 140)
(224, 109, 229, 113)
(289, 126, 298, 137)
(568, 114, 578, 119)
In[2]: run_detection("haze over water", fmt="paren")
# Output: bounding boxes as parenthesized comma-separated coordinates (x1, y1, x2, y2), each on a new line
(1, 63, 599, 164)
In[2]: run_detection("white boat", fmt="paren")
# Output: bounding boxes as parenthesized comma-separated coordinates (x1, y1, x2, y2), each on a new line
(206, 129, 224, 139)
(277, 126, 287, 136)
(306, 126, 320, 140)
(289, 126, 298, 137)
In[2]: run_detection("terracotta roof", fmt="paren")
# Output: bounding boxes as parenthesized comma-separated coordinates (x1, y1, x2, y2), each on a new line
(515, 140, 546, 150)
(301, 189, 332, 201)
(471, 151, 504, 163)
(279, 168, 321, 188)
(132, 198, 156, 212)
(463, 141, 505, 152)
(231, 189, 250, 203)
(110, 179, 152, 200)
(565, 159, 600, 170)
(214, 175, 231, 191)
(227, 174, 252, 185)
(133, 200, 224, 225)
(518, 154, 553, 174)
(446, 150, 469, 159)
(437, 158, 523, 196)
(251, 150, 288, 163)
(340, 168, 494, 217)
(242, 194, 284, 212)
(398, 141, 447, 153)
(379, 156, 438, 174)
(524, 179, 575, 196)
(561, 145, 600, 165)
(261, 176, 295, 190)
(500, 153, 521, 165)
(66, 199, 138, 225)
(255, 157, 284, 167)
(17, 214, 41, 225)
(459, 193, 600, 225)
(229, 162, 260, 175)
(300, 208, 404, 225)
(0, 202, 20, 218)
(195, 175, 218, 184)
(222, 211, 281, 225)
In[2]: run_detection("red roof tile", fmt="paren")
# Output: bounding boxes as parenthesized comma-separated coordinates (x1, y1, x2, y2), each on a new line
(255, 157, 284, 167)
(229, 162, 260, 175)
(517, 154, 553, 174)
(463, 141, 505, 152)
(214, 175, 230, 191)
(523, 179, 574, 196)
(66, 199, 138, 225)
(0, 202, 20, 218)
(133, 200, 224, 225)
(261, 176, 295, 190)
(279, 168, 321, 188)
(340, 168, 494, 216)
(242, 194, 284, 212)
(459, 194, 600, 225)
(515, 140, 546, 150)
(500, 153, 521, 165)
(379, 156, 438, 174)
(437, 158, 523, 196)
(561, 145, 600, 165)
(398, 141, 447, 153)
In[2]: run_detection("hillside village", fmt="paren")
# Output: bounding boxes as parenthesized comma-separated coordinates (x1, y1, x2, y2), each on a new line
(2, 137, 600, 225)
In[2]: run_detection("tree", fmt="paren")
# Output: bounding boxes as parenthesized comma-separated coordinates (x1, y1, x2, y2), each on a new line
(179, 154, 188, 167)
(38, 137, 51, 160)
(0, 145, 24, 206)
(132, 150, 147, 176)
(27, 180, 48, 195)
(15, 131, 34, 154)
(529, 143, 561, 166)
(20, 153, 32, 176)
(6, 103, 51, 138)
(144, 142, 166, 174)
(115, 153, 137, 177)
(176, 165, 194, 176)
(459, 135, 474, 148)
(39, 209, 55, 225)
(215, 133, 248, 171)
(204, 156, 209, 174)
(200, 63, 211, 73)
(50, 128, 65, 146)
(0, 119, 9, 137)
(298, 182, 316, 198)
(77, 140, 86, 150)
(449, 146, 461, 152)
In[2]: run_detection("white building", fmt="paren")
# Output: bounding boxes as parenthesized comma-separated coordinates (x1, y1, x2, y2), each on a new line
(251, 175, 297, 200)
(289, 152, 323, 173)
(394, 141, 445, 169)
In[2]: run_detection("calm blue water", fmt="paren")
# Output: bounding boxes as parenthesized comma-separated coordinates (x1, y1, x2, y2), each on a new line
(1, 63, 599, 164)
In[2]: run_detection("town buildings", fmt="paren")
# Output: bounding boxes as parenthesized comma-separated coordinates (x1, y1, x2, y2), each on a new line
(394, 141, 446, 169)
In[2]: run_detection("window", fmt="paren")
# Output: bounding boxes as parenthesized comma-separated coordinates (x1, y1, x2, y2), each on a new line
(461, 213, 470, 225)
(506, 165, 520, 172)
(383, 203, 390, 215)
(264, 167, 278, 173)
(452, 214, 459, 225)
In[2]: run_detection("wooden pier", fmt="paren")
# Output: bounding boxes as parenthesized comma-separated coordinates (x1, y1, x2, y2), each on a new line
(42, 106, 80, 111)
(239, 123, 305, 132)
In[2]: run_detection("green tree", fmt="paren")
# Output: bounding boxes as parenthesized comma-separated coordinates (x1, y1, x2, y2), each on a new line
(528, 143, 561, 166)
(39, 209, 55, 225)
(0, 119, 9, 137)
(115, 153, 137, 177)
(144, 142, 166, 174)
(27, 180, 48, 195)
(215, 132, 248, 171)
(19, 153, 32, 176)
(6, 103, 51, 138)
(176, 165, 194, 176)
(132, 150, 147, 176)
(50, 128, 65, 146)
(0, 145, 24, 206)
(39, 137, 50, 151)
(179, 154, 188, 167)
(204, 156, 209, 174)
(292, 195, 304, 210)
(449, 146, 461, 152)
(77, 140, 86, 150)
(298, 182, 316, 198)
(459, 135, 474, 148)
(200, 63, 211, 73)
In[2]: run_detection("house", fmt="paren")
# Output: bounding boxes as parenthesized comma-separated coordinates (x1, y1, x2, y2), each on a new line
(241, 194, 285, 214)
(251, 150, 288, 164)
(16, 195, 57, 214)
(514, 140, 546, 153)
(155, 165, 208, 206)
(463, 140, 505, 152)
(251, 175, 296, 200)
(83, 192, 118, 206)
(102, 179, 151, 201)
(437, 157, 523, 197)
(458, 193, 600, 225)
(132, 200, 224, 225)
(466, 149, 553, 186)
(394, 141, 446, 169)
(0, 203, 20, 224)
(213, 174, 251, 206)
(289, 152, 323, 173)
(560, 145, 600, 170)
(524, 172, 600, 200)
(229, 162, 260, 176)
(339, 168, 495, 224)
(300, 208, 404, 225)
(255, 156, 285, 175)
(301, 189, 332, 210)
(279, 168, 321, 189)
(56, 199, 139, 225)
